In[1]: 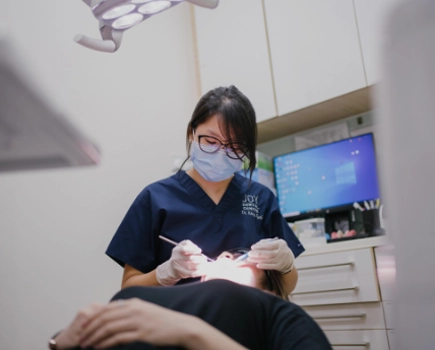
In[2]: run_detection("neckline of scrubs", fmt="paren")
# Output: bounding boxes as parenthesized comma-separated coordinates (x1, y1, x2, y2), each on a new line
(177, 171, 243, 216)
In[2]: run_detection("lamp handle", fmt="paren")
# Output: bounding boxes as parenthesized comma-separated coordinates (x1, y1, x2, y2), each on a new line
(74, 34, 116, 53)
(186, 0, 219, 9)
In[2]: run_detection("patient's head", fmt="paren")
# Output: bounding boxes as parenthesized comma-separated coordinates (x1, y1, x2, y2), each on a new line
(202, 249, 287, 299)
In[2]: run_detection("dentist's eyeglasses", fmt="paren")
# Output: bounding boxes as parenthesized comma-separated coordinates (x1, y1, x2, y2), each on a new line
(197, 135, 248, 160)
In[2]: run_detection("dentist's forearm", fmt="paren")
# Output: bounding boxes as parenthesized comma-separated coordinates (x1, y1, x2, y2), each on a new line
(282, 267, 298, 295)
(122, 267, 161, 288)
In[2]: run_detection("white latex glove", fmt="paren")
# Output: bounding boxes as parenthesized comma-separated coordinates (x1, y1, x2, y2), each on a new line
(156, 240, 208, 286)
(247, 238, 295, 274)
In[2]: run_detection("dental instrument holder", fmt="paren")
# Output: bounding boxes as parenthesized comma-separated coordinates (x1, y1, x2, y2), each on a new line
(75, 0, 219, 53)
(362, 208, 384, 236)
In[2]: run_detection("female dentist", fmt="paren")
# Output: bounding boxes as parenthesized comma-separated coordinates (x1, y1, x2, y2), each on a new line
(106, 85, 304, 294)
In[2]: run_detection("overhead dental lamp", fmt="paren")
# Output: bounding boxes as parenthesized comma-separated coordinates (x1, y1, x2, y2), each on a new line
(75, 0, 219, 53)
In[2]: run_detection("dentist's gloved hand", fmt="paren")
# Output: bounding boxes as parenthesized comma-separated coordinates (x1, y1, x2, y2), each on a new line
(248, 238, 295, 274)
(156, 240, 208, 286)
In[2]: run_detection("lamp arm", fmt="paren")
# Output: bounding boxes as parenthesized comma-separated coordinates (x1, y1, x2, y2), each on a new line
(185, 0, 219, 9)
(81, 0, 101, 7)
(74, 34, 116, 53)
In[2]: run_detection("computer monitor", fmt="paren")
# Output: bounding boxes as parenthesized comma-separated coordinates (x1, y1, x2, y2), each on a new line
(274, 133, 380, 220)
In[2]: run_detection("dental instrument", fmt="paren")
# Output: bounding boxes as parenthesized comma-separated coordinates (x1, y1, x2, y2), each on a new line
(233, 252, 249, 263)
(158, 235, 215, 262)
(75, 0, 220, 53)
(233, 237, 280, 263)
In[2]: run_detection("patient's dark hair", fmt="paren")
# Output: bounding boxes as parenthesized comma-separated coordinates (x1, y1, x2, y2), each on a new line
(261, 270, 288, 300)
(220, 249, 288, 300)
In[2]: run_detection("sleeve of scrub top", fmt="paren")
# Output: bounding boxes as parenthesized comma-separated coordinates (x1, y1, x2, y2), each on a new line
(106, 191, 158, 273)
(262, 194, 305, 258)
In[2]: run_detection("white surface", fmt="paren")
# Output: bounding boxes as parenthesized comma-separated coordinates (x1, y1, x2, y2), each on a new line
(301, 235, 390, 256)
(387, 329, 397, 350)
(299, 235, 327, 248)
(0, 38, 101, 171)
(354, 0, 403, 85)
(304, 302, 386, 331)
(383, 300, 395, 330)
(264, 0, 366, 115)
(374, 245, 396, 301)
(294, 217, 326, 247)
(376, 1, 435, 348)
(290, 248, 380, 306)
(186, 0, 219, 9)
(194, 0, 277, 122)
(325, 330, 390, 350)
(0, 1, 198, 349)
(0, 2, 8, 29)
(294, 122, 350, 151)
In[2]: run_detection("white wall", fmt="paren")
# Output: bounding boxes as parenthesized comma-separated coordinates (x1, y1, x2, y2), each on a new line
(0, 1, 198, 349)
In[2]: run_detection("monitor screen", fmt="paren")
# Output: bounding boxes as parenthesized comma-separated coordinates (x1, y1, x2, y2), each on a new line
(274, 133, 380, 218)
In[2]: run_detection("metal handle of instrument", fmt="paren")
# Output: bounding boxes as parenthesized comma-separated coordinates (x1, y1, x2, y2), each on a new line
(292, 285, 359, 295)
(330, 343, 369, 347)
(313, 313, 366, 320)
(298, 261, 354, 271)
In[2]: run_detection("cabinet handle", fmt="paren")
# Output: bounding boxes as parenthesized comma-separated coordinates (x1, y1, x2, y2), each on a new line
(331, 343, 369, 347)
(298, 261, 354, 271)
(313, 313, 366, 320)
(292, 285, 359, 295)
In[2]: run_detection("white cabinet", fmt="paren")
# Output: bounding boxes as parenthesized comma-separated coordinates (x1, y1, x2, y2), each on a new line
(374, 245, 396, 331)
(325, 330, 390, 350)
(193, 0, 396, 126)
(290, 248, 379, 306)
(292, 243, 394, 349)
(193, 0, 277, 122)
(354, 0, 402, 85)
(304, 302, 386, 331)
(263, 0, 367, 116)
(374, 245, 396, 301)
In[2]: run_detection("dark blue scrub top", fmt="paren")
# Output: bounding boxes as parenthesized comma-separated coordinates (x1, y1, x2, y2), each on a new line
(106, 171, 304, 277)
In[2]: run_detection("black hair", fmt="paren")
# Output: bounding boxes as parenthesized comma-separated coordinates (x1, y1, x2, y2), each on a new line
(181, 86, 257, 181)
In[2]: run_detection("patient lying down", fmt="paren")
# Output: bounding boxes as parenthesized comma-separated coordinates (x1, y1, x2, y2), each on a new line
(50, 250, 332, 350)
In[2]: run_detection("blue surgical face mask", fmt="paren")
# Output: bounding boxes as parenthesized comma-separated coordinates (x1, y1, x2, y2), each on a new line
(190, 141, 243, 182)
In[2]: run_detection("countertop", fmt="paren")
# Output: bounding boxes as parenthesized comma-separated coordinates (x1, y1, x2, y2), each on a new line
(300, 235, 391, 257)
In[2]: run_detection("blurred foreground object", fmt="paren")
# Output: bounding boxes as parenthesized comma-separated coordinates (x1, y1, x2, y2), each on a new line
(377, 0, 435, 348)
(0, 38, 100, 173)
(75, 0, 219, 53)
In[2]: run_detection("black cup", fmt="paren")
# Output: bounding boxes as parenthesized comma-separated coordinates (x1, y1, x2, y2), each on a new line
(362, 208, 384, 236)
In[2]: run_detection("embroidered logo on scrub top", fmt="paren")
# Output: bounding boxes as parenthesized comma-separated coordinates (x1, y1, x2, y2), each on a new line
(241, 195, 263, 220)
